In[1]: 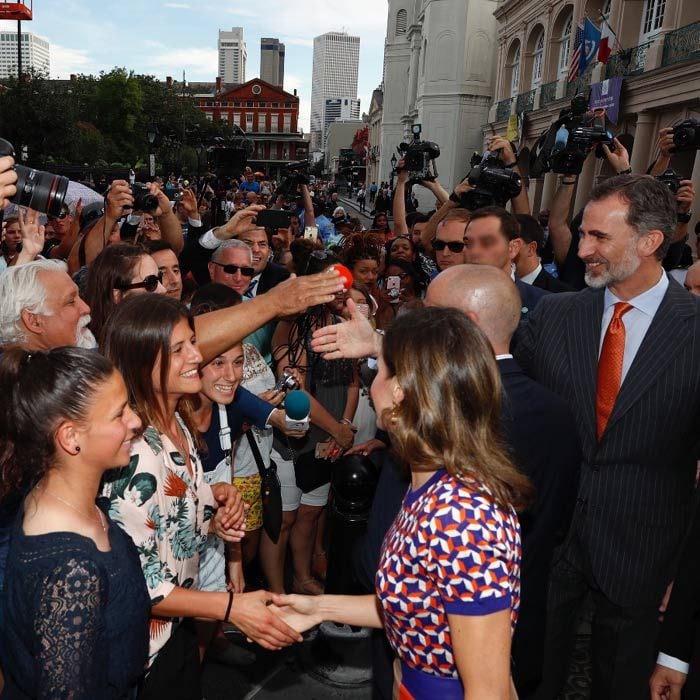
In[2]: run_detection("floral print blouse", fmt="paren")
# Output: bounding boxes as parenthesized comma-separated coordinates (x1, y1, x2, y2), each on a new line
(101, 414, 216, 667)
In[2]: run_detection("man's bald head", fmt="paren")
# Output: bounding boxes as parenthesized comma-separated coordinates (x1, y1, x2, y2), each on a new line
(684, 261, 700, 296)
(425, 264, 521, 351)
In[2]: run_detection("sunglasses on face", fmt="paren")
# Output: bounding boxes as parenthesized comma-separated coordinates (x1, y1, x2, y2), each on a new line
(47, 210, 68, 221)
(116, 271, 164, 292)
(432, 238, 466, 253)
(211, 261, 255, 277)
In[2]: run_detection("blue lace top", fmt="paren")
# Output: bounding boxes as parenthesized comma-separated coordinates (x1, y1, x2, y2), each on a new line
(0, 498, 150, 699)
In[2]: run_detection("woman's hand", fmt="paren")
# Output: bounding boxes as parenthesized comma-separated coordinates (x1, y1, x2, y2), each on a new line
(258, 388, 285, 406)
(345, 438, 387, 457)
(228, 590, 304, 650)
(269, 593, 323, 634)
(331, 422, 355, 450)
(16, 207, 45, 263)
(210, 482, 247, 541)
(268, 409, 308, 438)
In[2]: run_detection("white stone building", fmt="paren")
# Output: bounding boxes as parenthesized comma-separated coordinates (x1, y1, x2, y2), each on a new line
(379, 0, 499, 202)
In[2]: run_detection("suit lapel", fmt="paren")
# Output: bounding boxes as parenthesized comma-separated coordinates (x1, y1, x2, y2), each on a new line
(604, 281, 696, 435)
(566, 289, 604, 447)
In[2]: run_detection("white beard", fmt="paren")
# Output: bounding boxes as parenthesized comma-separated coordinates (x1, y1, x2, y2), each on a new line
(75, 315, 97, 349)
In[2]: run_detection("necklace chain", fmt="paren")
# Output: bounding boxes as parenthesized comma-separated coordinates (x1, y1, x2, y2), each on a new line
(42, 487, 107, 534)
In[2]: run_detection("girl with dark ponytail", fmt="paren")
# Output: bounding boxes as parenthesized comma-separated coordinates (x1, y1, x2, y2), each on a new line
(0, 346, 150, 699)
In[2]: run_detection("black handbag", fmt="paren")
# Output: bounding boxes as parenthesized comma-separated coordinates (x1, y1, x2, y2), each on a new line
(246, 431, 283, 544)
(293, 449, 332, 493)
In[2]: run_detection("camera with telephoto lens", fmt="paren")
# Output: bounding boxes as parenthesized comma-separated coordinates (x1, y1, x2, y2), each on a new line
(671, 118, 700, 153)
(530, 93, 615, 177)
(396, 124, 440, 182)
(655, 168, 683, 195)
(275, 160, 310, 199)
(0, 138, 69, 216)
(130, 183, 159, 212)
(460, 151, 522, 210)
(274, 371, 298, 393)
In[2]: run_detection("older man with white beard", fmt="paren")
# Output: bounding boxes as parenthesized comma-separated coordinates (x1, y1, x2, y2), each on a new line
(0, 259, 97, 350)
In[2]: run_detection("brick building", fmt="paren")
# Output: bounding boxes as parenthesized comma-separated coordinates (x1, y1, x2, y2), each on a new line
(194, 77, 308, 179)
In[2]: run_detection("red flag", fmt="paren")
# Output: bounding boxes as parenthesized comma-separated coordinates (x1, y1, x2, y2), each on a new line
(598, 21, 614, 64)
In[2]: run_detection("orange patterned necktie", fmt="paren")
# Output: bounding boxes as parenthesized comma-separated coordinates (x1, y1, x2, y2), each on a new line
(596, 302, 633, 441)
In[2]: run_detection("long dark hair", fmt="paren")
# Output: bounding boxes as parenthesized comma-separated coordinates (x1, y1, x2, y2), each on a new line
(101, 294, 198, 438)
(85, 242, 150, 344)
(381, 307, 532, 511)
(0, 347, 114, 501)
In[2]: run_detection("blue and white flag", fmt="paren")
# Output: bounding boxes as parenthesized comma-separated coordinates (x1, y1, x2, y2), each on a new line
(581, 17, 602, 72)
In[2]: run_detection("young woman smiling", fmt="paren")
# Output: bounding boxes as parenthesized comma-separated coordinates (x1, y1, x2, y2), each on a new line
(100, 294, 301, 699)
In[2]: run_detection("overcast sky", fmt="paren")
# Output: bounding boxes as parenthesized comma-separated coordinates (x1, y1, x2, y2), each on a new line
(0, 0, 388, 131)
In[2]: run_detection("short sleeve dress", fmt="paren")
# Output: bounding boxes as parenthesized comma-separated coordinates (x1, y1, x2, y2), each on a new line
(375, 469, 522, 699)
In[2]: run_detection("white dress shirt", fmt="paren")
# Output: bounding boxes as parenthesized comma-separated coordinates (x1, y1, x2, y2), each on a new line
(599, 271, 668, 384)
(520, 263, 542, 286)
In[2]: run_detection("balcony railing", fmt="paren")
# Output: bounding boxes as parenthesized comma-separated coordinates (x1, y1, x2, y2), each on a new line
(662, 21, 700, 67)
(496, 98, 513, 121)
(605, 42, 652, 79)
(516, 89, 535, 113)
(539, 80, 558, 108)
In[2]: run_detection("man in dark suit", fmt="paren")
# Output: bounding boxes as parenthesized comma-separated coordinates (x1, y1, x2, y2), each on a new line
(350, 264, 580, 699)
(515, 213, 576, 293)
(463, 206, 551, 318)
(650, 498, 700, 699)
(514, 174, 700, 700)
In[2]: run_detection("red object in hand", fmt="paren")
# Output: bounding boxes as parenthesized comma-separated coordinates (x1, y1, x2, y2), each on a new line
(332, 264, 354, 290)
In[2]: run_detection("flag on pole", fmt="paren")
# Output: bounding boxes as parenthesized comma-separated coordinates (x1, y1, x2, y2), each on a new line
(568, 23, 584, 82)
(581, 18, 601, 72)
(598, 19, 614, 64)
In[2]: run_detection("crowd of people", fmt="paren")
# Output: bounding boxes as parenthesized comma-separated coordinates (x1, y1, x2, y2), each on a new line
(0, 121, 699, 700)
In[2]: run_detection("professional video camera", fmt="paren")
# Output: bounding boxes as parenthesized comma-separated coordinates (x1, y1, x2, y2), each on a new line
(396, 124, 440, 182)
(0, 137, 69, 217)
(655, 167, 683, 195)
(671, 118, 700, 153)
(207, 128, 254, 180)
(530, 92, 615, 177)
(275, 159, 310, 199)
(460, 151, 522, 210)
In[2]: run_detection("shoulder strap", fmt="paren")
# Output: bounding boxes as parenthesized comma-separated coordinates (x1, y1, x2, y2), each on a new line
(246, 430, 267, 478)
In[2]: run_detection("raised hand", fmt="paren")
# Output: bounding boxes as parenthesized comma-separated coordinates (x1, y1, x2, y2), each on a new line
(16, 207, 45, 263)
(0, 155, 17, 209)
(311, 298, 381, 360)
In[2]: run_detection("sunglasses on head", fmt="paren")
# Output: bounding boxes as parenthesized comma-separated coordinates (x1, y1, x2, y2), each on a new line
(211, 261, 255, 277)
(116, 271, 164, 293)
(432, 238, 466, 253)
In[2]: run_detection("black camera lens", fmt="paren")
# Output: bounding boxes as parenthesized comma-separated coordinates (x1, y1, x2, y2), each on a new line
(12, 165, 69, 217)
(0, 136, 69, 216)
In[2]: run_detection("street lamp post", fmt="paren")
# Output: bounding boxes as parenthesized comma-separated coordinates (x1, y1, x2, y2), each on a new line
(147, 124, 158, 178)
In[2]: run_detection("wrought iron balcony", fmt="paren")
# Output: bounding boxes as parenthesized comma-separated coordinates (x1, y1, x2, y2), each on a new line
(605, 42, 652, 79)
(496, 98, 513, 121)
(539, 80, 558, 108)
(516, 89, 536, 113)
(662, 21, 700, 67)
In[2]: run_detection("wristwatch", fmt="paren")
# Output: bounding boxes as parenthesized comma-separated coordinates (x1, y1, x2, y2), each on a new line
(677, 211, 692, 224)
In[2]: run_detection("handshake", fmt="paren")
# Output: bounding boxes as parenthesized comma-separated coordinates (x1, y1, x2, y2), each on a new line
(233, 591, 326, 650)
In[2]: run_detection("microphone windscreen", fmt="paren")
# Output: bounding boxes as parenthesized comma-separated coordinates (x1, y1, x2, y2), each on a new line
(285, 390, 311, 420)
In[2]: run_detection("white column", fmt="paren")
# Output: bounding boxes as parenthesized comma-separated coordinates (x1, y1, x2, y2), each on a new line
(630, 112, 656, 175)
